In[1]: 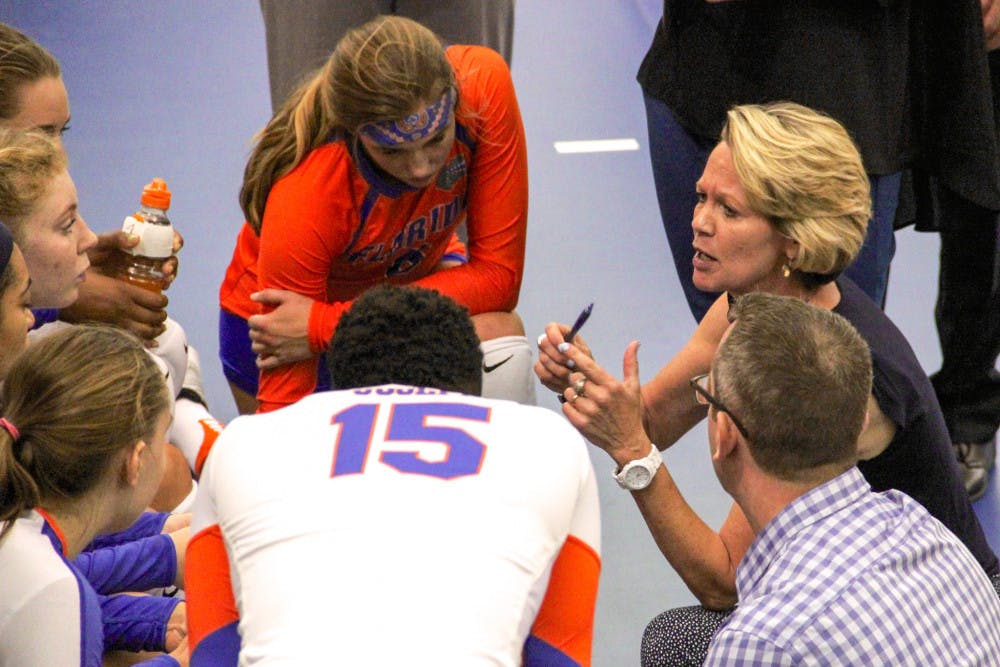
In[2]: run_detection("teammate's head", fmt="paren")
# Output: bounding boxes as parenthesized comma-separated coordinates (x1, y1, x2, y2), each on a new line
(0, 222, 34, 379)
(0, 23, 70, 150)
(0, 128, 96, 308)
(713, 292, 871, 484)
(241, 15, 454, 232)
(0, 325, 172, 541)
(328, 285, 483, 396)
(721, 102, 871, 288)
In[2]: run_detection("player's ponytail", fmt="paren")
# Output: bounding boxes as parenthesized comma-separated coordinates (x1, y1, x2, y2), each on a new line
(0, 419, 40, 541)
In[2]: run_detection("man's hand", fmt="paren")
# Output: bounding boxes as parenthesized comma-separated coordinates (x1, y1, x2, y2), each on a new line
(248, 289, 316, 369)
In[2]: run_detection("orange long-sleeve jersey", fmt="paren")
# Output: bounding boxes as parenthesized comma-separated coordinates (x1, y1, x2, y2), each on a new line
(219, 46, 528, 412)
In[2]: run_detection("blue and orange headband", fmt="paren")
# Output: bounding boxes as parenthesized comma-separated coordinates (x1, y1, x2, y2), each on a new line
(360, 88, 456, 146)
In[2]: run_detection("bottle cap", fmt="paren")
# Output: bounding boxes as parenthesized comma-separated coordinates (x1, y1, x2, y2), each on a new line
(140, 178, 171, 210)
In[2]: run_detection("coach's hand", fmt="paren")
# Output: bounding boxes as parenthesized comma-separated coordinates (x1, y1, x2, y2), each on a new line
(249, 289, 315, 369)
(534, 321, 594, 394)
(559, 339, 648, 463)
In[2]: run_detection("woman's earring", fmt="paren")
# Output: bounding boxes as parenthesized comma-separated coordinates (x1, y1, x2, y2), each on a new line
(782, 262, 792, 278)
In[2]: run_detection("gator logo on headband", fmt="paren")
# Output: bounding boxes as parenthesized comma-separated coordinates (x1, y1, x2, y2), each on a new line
(361, 88, 456, 146)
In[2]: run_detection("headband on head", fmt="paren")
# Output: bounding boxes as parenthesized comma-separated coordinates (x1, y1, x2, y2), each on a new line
(359, 88, 456, 146)
(0, 417, 19, 442)
(0, 223, 14, 279)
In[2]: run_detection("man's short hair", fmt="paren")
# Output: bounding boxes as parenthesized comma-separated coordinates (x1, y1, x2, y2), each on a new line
(327, 285, 483, 395)
(716, 293, 872, 483)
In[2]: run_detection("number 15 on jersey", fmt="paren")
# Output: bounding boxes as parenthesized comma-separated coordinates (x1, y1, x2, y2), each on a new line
(329, 401, 490, 480)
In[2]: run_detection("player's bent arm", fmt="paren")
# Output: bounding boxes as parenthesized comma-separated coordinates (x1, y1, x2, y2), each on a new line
(525, 535, 601, 667)
(526, 450, 601, 667)
(630, 460, 751, 610)
(73, 533, 177, 594)
(187, 524, 240, 666)
(101, 594, 182, 653)
(640, 295, 730, 448)
(86, 511, 170, 549)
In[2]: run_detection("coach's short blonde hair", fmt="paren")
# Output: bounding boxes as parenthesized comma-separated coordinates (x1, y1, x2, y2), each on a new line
(721, 102, 871, 286)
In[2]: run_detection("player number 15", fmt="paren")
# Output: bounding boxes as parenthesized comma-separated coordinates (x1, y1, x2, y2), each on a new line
(330, 402, 489, 480)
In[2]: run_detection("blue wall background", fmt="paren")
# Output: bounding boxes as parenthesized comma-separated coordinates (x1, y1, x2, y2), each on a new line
(2, 2, 995, 664)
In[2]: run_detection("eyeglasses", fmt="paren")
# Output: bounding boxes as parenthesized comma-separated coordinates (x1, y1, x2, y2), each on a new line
(690, 373, 750, 439)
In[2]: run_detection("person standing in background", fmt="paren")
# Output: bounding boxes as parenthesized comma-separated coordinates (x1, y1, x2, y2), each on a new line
(638, 0, 908, 321)
(259, 0, 515, 112)
(917, 2, 1000, 500)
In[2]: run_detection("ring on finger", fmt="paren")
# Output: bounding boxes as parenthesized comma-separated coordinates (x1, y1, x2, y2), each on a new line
(573, 377, 587, 397)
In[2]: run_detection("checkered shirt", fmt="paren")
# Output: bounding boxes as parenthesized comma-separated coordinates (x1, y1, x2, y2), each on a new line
(705, 467, 1000, 666)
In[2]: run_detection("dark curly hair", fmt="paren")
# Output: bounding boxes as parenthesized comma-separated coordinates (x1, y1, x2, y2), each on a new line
(327, 285, 482, 395)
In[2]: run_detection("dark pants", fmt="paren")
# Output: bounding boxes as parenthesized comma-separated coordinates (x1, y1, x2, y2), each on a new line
(930, 186, 1000, 444)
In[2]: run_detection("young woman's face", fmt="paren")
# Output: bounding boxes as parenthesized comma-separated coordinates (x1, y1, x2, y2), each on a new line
(6, 76, 71, 146)
(358, 112, 456, 189)
(18, 169, 97, 309)
(690, 142, 795, 297)
(0, 247, 34, 379)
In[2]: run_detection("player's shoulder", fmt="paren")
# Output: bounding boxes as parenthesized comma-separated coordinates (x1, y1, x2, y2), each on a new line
(446, 43, 506, 65)
(0, 514, 76, 595)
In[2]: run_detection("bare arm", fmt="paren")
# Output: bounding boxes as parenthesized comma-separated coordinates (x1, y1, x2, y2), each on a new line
(559, 337, 751, 608)
(640, 294, 731, 448)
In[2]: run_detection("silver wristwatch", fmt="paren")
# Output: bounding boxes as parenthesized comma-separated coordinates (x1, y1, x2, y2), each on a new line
(613, 442, 662, 490)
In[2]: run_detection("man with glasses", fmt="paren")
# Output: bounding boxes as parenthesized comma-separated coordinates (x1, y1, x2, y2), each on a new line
(712, 295, 1000, 663)
(697, 294, 1000, 664)
(572, 292, 1000, 665)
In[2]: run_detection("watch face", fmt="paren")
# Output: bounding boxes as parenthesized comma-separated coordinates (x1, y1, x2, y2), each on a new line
(624, 465, 653, 490)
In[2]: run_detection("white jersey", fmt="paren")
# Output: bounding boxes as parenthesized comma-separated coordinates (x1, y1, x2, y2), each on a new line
(188, 385, 601, 666)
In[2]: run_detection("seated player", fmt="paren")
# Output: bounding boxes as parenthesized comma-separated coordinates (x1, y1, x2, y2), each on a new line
(187, 285, 601, 665)
(0, 326, 187, 666)
(0, 128, 222, 507)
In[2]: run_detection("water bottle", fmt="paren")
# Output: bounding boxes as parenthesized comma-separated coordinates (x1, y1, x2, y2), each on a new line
(119, 178, 174, 293)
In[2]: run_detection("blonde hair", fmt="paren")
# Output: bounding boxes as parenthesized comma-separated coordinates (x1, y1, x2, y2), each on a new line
(240, 15, 454, 233)
(0, 128, 67, 244)
(722, 102, 871, 286)
(0, 22, 60, 121)
(0, 326, 170, 540)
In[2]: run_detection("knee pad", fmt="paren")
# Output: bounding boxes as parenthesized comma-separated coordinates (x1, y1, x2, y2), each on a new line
(152, 317, 188, 398)
(171, 397, 225, 476)
(480, 335, 536, 405)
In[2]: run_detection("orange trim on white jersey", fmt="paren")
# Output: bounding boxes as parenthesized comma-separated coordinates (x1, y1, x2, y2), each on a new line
(186, 524, 237, 653)
(530, 534, 601, 666)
